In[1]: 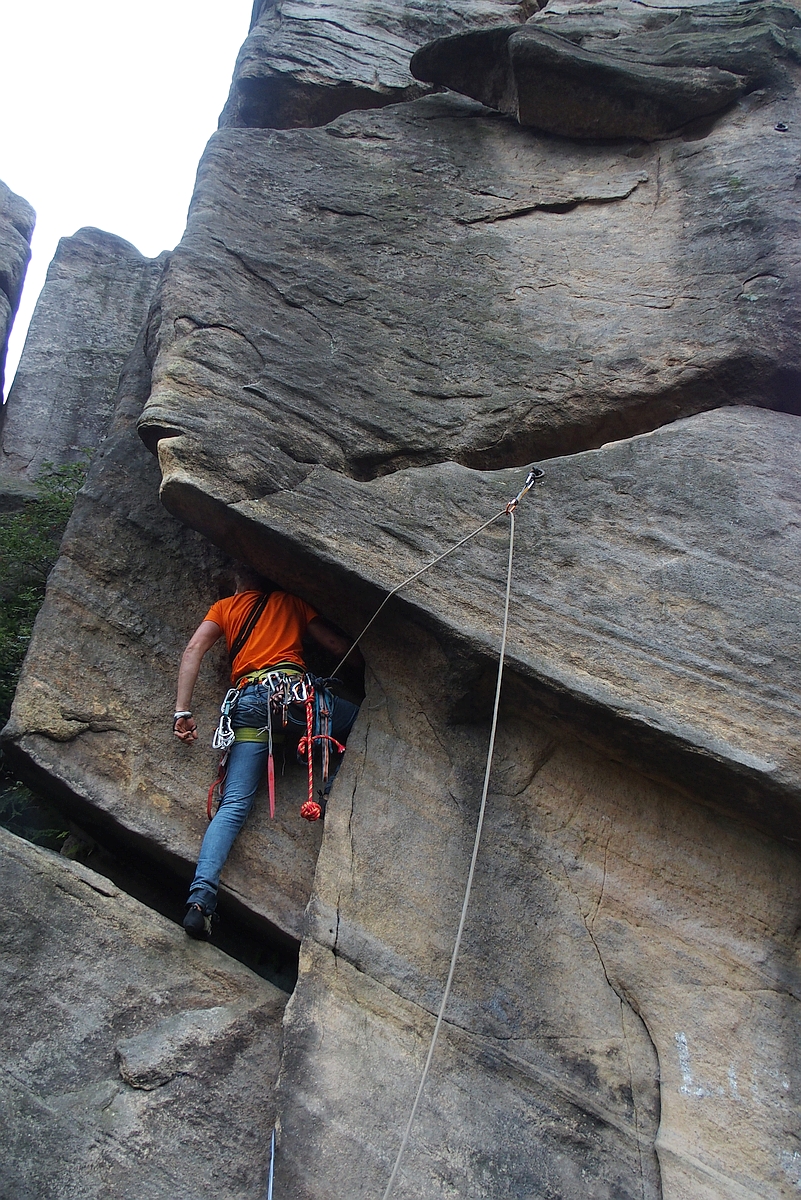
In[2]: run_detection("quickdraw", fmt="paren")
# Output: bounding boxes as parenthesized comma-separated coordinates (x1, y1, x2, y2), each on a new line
(212, 688, 240, 751)
(207, 669, 347, 824)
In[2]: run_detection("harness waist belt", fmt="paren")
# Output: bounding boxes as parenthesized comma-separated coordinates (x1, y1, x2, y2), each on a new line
(236, 661, 305, 685)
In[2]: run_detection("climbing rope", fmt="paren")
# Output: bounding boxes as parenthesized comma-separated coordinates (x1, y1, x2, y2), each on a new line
(330, 468, 542, 680)
(380, 488, 526, 1200)
(266, 1127, 275, 1199)
(253, 467, 541, 1198)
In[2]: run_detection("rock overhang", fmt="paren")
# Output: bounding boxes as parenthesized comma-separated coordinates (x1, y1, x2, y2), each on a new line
(410, 0, 801, 140)
(148, 406, 801, 840)
(136, 85, 801, 831)
(222, 0, 535, 129)
(139, 89, 801, 476)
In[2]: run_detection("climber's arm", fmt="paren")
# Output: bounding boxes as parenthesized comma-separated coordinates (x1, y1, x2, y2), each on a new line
(174, 620, 223, 743)
(307, 616, 364, 669)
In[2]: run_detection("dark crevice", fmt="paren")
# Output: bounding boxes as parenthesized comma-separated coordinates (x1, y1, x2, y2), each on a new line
(138, 422, 185, 456)
(457, 187, 645, 224)
(234, 75, 428, 131)
(0, 762, 299, 994)
(556, 859, 661, 1195)
(345, 363, 801, 482)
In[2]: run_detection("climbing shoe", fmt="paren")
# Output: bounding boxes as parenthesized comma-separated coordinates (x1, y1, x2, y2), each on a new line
(183, 903, 212, 941)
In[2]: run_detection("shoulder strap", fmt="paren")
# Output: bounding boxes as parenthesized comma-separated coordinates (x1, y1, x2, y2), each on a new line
(228, 592, 270, 668)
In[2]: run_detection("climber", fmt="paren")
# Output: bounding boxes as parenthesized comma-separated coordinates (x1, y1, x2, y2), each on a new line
(173, 564, 362, 940)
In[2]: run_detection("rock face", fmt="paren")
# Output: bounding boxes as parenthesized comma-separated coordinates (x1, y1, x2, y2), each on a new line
(220, 0, 534, 128)
(2, 332, 328, 943)
(0, 179, 35, 399)
(140, 84, 801, 494)
(3, 2, 800, 1198)
(0, 825, 285, 1200)
(0, 228, 166, 479)
(167, 405, 799, 832)
(411, 0, 801, 139)
(276, 626, 801, 1198)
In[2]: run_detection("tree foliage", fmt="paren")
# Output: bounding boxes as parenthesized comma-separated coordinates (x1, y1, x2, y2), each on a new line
(0, 460, 88, 725)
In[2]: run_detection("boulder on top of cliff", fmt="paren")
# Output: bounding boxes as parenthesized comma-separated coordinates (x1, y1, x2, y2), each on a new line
(0, 228, 167, 479)
(220, 0, 533, 128)
(0, 179, 35, 398)
(411, 0, 801, 139)
(0, 825, 285, 1200)
(1, 328, 329, 943)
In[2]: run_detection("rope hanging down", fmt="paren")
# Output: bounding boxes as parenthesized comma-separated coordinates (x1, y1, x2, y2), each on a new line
(265, 466, 541, 1198)
(266, 1127, 275, 1200)
(380, 473, 537, 1200)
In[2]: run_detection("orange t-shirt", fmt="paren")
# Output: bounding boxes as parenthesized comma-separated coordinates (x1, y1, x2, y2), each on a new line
(205, 590, 318, 683)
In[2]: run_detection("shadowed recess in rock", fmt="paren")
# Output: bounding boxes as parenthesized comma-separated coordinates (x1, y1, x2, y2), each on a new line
(411, 0, 801, 140)
(0, 775, 300, 992)
(219, 0, 536, 129)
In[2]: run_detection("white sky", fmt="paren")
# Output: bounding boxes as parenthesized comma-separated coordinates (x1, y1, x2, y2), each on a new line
(0, 0, 254, 397)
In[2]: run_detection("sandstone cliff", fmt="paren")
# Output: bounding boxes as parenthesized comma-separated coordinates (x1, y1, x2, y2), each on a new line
(0, 179, 35, 401)
(0, 228, 166, 479)
(2, 2, 799, 1198)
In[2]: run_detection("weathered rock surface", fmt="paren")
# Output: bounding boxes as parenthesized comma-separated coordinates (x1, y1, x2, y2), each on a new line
(153, 404, 801, 833)
(0, 228, 166, 479)
(136, 82, 800, 826)
(4, 3, 800, 1198)
(0, 471, 37, 512)
(0, 178, 35, 398)
(141, 86, 801, 493)
(276, 623, 801, 1198)
(220, 0, 534, 128)
(2, 333, 328, 942)
(411, 0, 801, 139)
(0, 824, 285, 1200)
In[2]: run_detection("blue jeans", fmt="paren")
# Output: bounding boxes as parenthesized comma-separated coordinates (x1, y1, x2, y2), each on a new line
(187, 682, 359, 913)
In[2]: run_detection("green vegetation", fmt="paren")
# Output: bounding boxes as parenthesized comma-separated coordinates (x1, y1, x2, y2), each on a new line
(0, 458, 88, 726)
(0, 459, 87, 848)
(0, 775, 70, 850)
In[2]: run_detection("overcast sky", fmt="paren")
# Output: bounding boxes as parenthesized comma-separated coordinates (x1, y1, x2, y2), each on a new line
(0, 1, 253, 395)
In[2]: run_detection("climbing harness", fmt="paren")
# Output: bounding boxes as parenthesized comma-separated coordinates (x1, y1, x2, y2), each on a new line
(375, 465, 543, 1200)
(208, 667, 347, 823)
